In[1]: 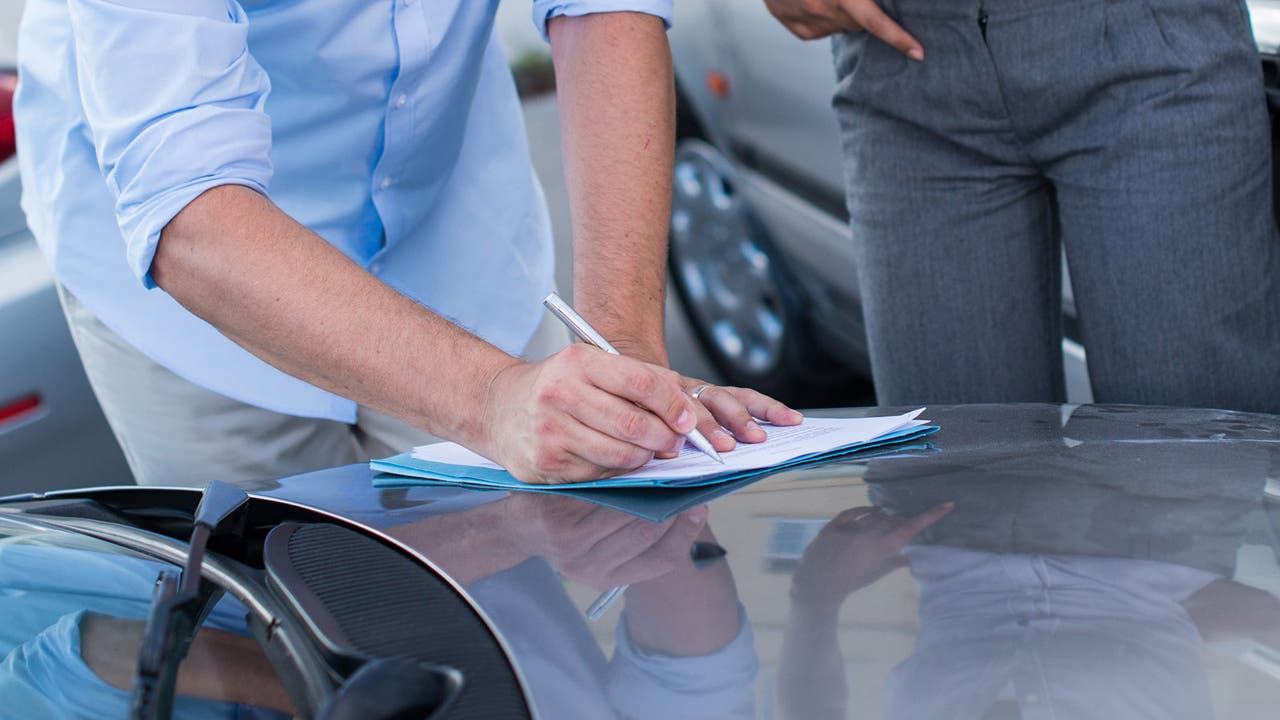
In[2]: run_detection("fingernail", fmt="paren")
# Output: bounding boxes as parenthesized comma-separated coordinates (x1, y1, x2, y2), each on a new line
(788, 410, 804, 422)
(713, 429, 735, 447)
(746, 420, 763, 434)
(908, 48, 924, 61)
(676, 408, 696, 433)
(684, 506, 708, 525)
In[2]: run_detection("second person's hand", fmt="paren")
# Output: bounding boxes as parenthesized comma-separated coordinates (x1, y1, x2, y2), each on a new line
(764, 0, 924, 60)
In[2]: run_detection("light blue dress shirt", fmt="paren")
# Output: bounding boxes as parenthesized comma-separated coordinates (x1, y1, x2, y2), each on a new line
(14, 0, 672, 422)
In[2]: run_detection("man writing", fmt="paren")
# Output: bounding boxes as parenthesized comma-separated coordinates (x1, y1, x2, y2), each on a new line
(15, 0, 799, 487)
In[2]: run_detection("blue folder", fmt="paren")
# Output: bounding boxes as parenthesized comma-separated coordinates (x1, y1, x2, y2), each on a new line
(371, 424, 939, 493)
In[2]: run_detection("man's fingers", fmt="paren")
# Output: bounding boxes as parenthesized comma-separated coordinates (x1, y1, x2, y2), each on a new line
(571, 503, 656, 545)
(723, 386, 803, 428)
(580, 351, 697, 437)
(520, 419, 654, 484)
(563, 424, 655, 478)
(680, 384, 804, 448)
(690, 395, 736, 453)
(567, 391, 684, 455)
(845, 1, 924, 60)
(570, 515, 679, 582)
(601, 506, 709, 586)
(695, 385, 763, 444)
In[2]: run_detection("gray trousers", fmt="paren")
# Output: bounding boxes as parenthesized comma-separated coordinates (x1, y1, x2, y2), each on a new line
(58, 287, 568, 488)
(833, 0, 1280, 411)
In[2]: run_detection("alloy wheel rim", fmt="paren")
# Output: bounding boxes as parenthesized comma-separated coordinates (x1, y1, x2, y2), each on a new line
(670, 142, 786, 376)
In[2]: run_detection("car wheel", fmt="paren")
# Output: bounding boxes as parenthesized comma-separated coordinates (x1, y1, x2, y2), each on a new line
(667, 139, 871, 407)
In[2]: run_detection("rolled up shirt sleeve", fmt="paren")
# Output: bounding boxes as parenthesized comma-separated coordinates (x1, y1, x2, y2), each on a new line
(67, 0, 273, 288)
(533, 0, 674, 41)
(606, 604, 759, 719)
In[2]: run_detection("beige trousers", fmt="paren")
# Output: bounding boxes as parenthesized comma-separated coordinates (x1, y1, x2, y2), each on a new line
(58, 287, 568, 488)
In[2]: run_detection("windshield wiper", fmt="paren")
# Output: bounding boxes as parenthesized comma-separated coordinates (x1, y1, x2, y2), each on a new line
(131, 481, 249, 720)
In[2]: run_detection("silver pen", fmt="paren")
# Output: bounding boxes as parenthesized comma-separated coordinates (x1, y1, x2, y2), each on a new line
(542, 292, 724, 464)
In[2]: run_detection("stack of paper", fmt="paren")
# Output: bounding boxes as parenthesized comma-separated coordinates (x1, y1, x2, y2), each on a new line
(371, 408, 938, 491)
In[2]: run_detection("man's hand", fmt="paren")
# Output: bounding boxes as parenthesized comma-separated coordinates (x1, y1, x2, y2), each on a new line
(764, 0, 924, 59)
(483, 344, 699, 484)
(497, 493, 709, 589)
(791, 502, 953, 612)
(481, 342, 806, 482)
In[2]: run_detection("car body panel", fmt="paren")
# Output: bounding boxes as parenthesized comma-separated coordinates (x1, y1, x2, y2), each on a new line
(1253, 0, 1280, 54)
(671, 1, 859, 342)
(260, 403, 1280, 718)
(0, 0, 133, 493)
(13, 403, 1277, 717)
(709, 1, 847, 202)
(0, 159, 133, 493)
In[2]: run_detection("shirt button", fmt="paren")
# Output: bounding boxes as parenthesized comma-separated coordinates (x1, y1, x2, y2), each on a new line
(395, 94, 407, 108)
(380, 177, 392, 190)
(370, 262, 383, 274)
(402, 0, 415, 5)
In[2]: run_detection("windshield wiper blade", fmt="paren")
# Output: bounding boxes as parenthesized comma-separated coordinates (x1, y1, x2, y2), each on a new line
(131, 481, 249, 720)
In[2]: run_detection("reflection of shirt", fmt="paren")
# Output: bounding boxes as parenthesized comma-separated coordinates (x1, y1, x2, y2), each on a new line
(15, 0, 670, 421)
(469, 558, 758, 719)
(0, 539, 281, 719)
(884, 546, 1216, 720)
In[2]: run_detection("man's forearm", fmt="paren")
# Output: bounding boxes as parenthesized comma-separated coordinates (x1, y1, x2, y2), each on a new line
(549, 12, 676, 364)
(152, 185, 518, 447)
(385, 501, 531, 586)
(624, 528, 741, 656)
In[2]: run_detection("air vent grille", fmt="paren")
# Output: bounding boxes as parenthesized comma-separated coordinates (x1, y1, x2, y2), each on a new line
(281, 523, 531, 719)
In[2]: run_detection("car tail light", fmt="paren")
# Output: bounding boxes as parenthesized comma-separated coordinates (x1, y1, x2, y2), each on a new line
(0, 394, 42, 428)
(0, 70, 16, 162)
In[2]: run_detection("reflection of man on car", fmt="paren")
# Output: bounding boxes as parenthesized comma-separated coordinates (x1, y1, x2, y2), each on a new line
(0, 535, 290, 719)
(387, 492, 758, 719)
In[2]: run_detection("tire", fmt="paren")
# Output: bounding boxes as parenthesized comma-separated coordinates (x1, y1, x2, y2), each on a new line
(667, 139, 872, 408)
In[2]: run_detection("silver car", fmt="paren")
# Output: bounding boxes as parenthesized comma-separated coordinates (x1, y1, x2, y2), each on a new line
(0, 0, 132, 493)
(666, 1, 1280, 405)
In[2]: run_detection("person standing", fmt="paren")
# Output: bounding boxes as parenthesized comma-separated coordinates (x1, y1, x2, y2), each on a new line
(16, 0, 800, 487)
(766, 0, 1280, 411)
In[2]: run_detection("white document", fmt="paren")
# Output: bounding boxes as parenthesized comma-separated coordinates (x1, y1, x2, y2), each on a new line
(412, 408, 927, 480)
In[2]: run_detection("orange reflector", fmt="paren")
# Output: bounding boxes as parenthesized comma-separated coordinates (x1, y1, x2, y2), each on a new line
(706, 71, 730, 98)
(0, 394, 42, 427)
